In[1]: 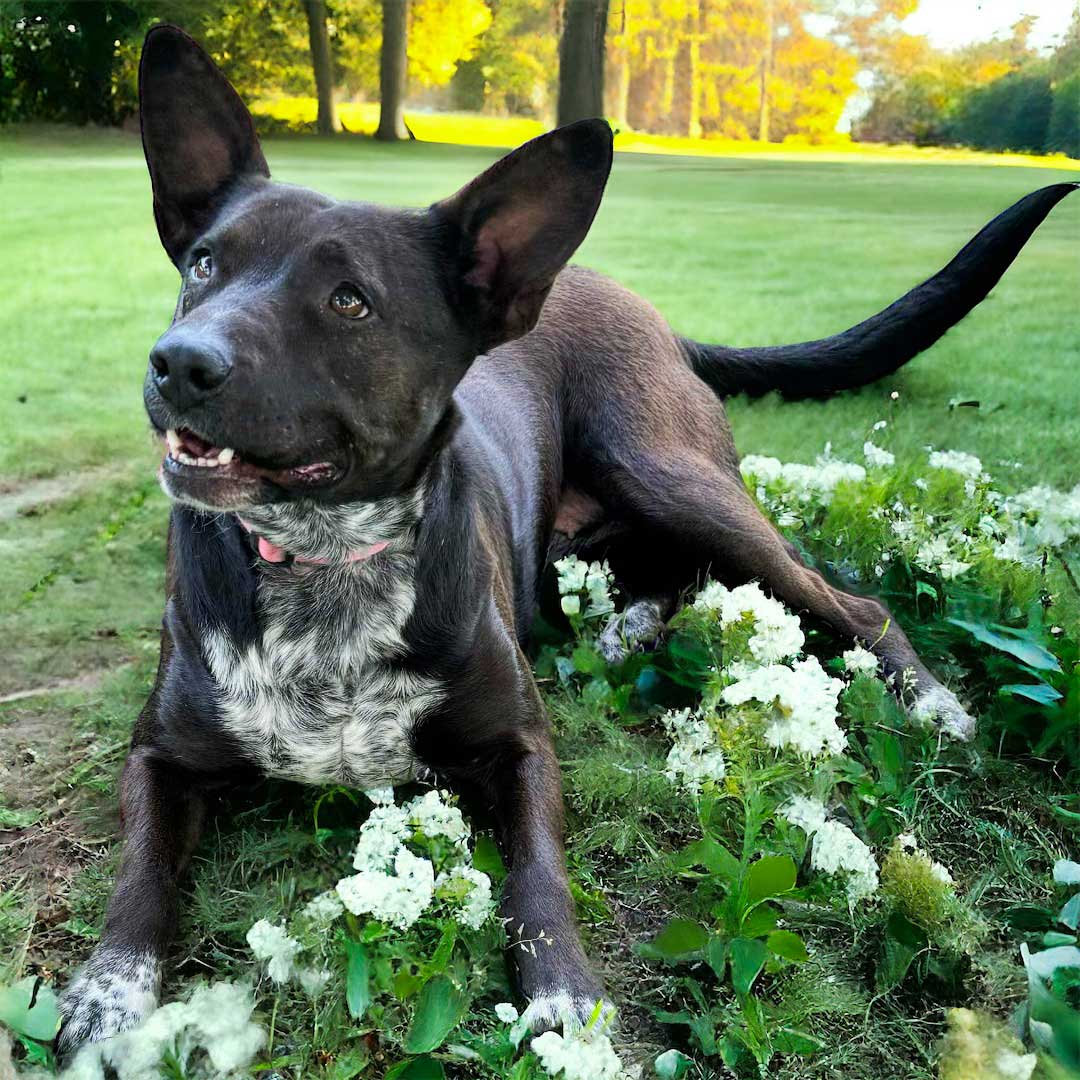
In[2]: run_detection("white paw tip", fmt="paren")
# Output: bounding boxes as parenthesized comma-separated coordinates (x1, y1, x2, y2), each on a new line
(912, 686, 976, 741)
(522, 991, 615, 1033)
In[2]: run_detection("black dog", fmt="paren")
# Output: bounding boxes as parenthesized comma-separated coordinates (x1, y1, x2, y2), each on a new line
(56, 24, 1075, 1060)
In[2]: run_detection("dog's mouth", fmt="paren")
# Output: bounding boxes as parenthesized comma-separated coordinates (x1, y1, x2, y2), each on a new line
(159, 426, 342, 505)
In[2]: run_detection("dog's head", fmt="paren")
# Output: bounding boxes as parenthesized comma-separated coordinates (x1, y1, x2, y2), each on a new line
(139, 25, 612, 513)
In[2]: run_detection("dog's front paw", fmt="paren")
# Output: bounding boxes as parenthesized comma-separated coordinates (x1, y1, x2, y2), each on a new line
(911, 684, 976, 742)
(55, 947, 160, 1064)
(522, 989, 616, 1034)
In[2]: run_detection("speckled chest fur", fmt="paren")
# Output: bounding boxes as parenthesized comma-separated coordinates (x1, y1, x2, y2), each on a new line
(203, 485, 442, 787)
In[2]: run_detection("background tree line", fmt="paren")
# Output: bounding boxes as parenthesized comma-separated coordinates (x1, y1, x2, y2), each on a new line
(1, 0, 1077, 156)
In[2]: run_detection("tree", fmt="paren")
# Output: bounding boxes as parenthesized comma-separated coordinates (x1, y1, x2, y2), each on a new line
(376, 0, 408, 139)
(557, 0, 608, 125)
(0, 2, 144, 125)
(302, 0, 339, 134)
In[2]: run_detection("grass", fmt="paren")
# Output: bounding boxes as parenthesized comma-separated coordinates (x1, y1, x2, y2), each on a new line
(0, 126, 1078, 1078)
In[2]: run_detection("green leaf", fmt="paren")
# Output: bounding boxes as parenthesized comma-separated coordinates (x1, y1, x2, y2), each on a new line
(654, 1048, 693, 1078)
(1054, 861, 1080, 886)
(1042, 932, 1079, 948)
(344, 940, 372, 1021)
(572, 644, 606, 675)
(949, 619, 1061, 673)
(385, 1057, 446, 1080)
(741, 903, 780, 939)
(876, 937, 917, 993)
(1059, 894, 1080, 931)
(0, 978, 60, 1042)
(1001, 682, 1063, 705)
(729, 936, 768, 997)
(403, 976, 467, 1054)
(766, 930, 809, 963)
(745, 855, 797, 906)
(1004, 905, 1054, 932)
(641, 918, 709, 961)
(472, 834, 506, 882)
(705, 935, 728, 980)
(676, 837, 740, 882)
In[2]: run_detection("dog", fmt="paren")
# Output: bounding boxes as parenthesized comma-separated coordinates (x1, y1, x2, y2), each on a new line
(55, 24, 1075, 1061)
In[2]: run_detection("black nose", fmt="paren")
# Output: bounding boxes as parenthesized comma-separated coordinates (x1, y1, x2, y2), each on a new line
(149, 332, 232, 410)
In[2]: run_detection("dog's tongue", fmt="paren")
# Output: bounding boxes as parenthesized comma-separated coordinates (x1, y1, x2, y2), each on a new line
(256, 535, 288, 563)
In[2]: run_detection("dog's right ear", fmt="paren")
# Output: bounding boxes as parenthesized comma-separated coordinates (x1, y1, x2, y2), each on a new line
(139, 25, 269, 264)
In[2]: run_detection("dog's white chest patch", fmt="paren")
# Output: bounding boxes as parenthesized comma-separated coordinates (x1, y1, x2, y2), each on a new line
(205, 551, 442, 787)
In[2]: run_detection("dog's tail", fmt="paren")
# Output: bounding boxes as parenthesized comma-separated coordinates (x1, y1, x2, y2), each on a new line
(682, 182, 1076, 400)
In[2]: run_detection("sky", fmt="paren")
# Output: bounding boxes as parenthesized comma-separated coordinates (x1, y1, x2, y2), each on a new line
(902, 0, 1078, 52)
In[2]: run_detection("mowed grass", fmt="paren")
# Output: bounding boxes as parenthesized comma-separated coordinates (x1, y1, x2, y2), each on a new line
(0, 127, 1078, 1077)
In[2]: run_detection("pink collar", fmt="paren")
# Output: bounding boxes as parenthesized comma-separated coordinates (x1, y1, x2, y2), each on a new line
(238, 518, 388, 566)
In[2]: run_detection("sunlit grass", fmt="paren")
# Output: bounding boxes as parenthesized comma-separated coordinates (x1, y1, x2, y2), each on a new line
(252, 95, 1080, 170)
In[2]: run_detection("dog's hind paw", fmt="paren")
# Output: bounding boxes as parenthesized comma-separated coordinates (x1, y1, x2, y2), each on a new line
(911, 685, 976, 742)
(522, 990, 616, 1034)
(55, 947, 160, 1064)
(598, 599, 666, 666)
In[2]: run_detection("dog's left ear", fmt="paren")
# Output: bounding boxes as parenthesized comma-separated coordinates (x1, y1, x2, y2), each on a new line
(432, 119, 613, 349)
(139, 24, 269, 263)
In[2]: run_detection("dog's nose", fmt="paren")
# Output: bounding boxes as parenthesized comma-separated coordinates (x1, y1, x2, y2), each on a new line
(149, 332, 233, 410)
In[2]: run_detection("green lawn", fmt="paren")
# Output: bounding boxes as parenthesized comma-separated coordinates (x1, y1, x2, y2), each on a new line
(1, 128, 1078, 1079)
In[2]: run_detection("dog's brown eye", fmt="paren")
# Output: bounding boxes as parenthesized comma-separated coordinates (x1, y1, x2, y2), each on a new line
(190, 251, 212, 282)
(330, 284, 369, 319)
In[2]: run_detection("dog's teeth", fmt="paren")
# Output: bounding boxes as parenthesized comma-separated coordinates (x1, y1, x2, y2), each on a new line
(166, 429, 181, 454)
(178, 452, 196, 465)
(197, 457, 209, 467)
(218, 447, 235, 465)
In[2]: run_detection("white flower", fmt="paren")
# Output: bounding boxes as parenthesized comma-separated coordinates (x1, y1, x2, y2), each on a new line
(723, 657, 846, 757)
(364, 786, 395, 805)
(561, 594, 581, 617)
(302, 891, 344, 924)
(741, 454, 865, 506)
(298, 966, 332, 997)
(554, 555, 588, 594)
(67, 981, 265, 1079)
(781, 795, 828, 834)
(246, 920, 303, 983)
(436, 864, 495, 930)
(495, 1002, 520, 1024)
(938, 558, 972, 580)
(695, 580, 805, 665)
(842, 645, 879, 676)
(531, 1026, 628, 1080)
(336, 846, 436, 930)
(810, 820, 879, 901)
(352, 802, 411, 872)
(863, 441, 895, 468)
(408, 789, 469, 843)
(661, 708, 726, 793)
(928, 449, 983, 480)
(782, 800, 878, 901)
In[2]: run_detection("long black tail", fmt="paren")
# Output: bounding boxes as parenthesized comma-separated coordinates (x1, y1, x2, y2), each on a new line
(683, 182, 1076, 400)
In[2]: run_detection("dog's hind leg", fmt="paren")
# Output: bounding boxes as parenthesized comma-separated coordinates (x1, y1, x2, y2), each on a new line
(55, 748, 206, 1063)
(599, 448, 975, 739)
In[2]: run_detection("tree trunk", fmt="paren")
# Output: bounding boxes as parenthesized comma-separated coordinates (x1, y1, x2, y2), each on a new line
(557, 0, 608, 127)
(303, 0, 340, 135)
(376, 0, 409, 141)
(758, 0, 774, 142)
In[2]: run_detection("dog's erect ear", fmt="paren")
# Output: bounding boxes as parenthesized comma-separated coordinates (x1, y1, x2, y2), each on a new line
(139, 24, 269, 263)
(432, 119, 613, 349)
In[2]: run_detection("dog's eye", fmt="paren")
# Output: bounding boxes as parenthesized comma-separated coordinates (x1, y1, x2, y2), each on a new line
(330, 284, 369, 319)
(190, 251, 213, 282)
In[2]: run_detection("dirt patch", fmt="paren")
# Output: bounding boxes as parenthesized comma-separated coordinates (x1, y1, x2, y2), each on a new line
(0, 669, 111, 706)
(0, 463, 131, 522)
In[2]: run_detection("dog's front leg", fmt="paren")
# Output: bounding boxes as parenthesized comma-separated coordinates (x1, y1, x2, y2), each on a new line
(486, 740, 608, 1032)
(55, 746, 206, 1063)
